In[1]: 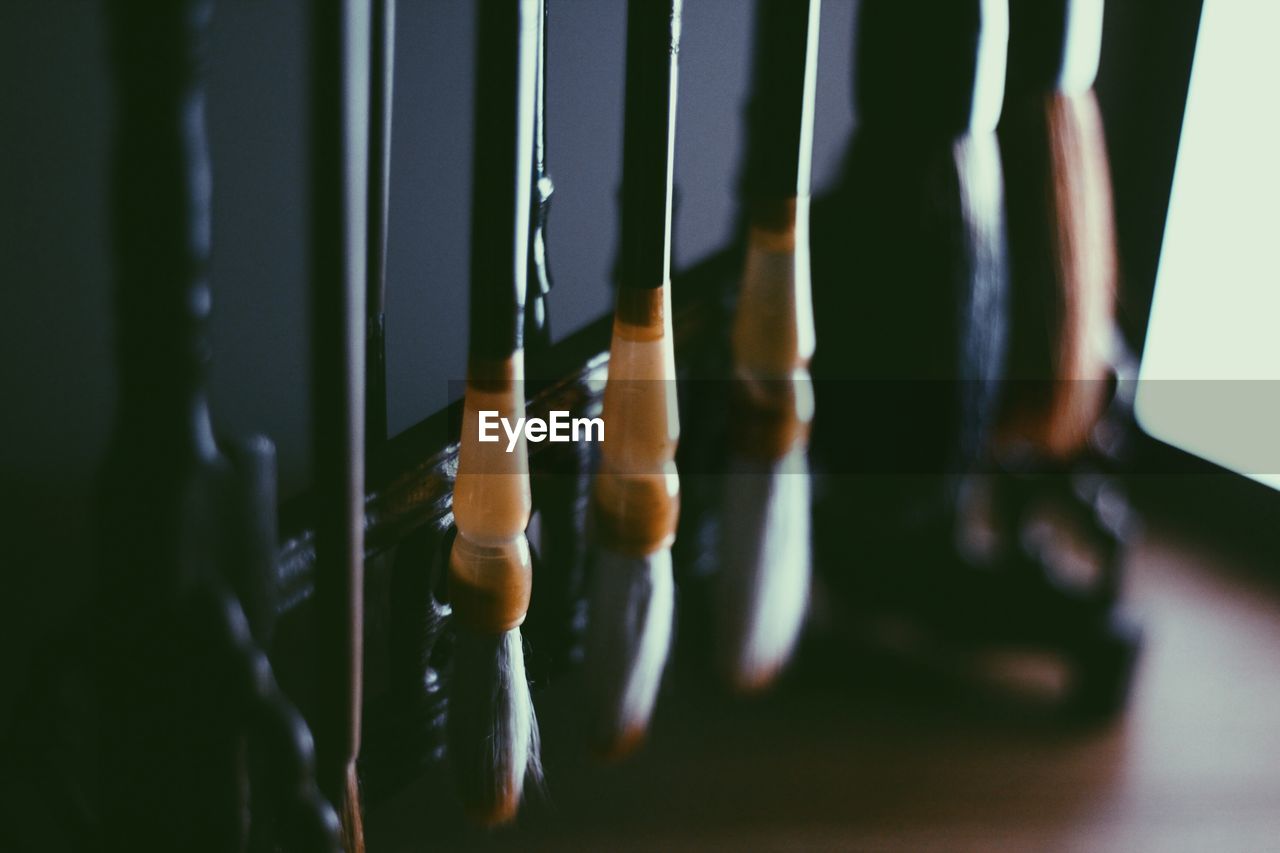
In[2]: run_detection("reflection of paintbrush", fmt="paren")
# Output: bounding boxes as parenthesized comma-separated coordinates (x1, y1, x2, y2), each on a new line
(997, 0, 1117, 459)
(445, 0, 541, 826)
(584, 0, 683, 760)
(716, 0, 822, 693)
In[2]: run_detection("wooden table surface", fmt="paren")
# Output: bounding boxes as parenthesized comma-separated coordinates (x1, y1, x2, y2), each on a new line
(369, 522, 1280, 852)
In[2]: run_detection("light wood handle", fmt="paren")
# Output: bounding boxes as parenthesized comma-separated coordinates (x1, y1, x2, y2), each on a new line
(730, 197, 816, 461)
(594, 285, 681, 556)
(450, 354, 534, 633)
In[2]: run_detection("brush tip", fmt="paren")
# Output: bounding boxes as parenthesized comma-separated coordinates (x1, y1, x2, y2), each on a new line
(716, 450, 812, 694)
(593, 722, 650, 763)
(584, 547, 675, 758)
(340, 764, 365, 853)
(727, 661, 786, 696)
(462, 795, 522, 828)
(447, 626, 540, 827)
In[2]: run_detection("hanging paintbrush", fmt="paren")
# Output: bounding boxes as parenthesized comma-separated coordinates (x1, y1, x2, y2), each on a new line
(715, 0, 822, 693)
(997, 0, 1117, 459)
(308, 0, 371, 849)
(446, 0, 541, 826)
(810, 0, 1009, 534)
(584, 0, 682, 760)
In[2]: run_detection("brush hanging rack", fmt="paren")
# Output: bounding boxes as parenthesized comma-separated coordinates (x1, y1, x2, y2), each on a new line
(5, 0, 1144, 847)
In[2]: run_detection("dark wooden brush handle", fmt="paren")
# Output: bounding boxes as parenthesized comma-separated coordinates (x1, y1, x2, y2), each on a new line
(855, 0, 1008, 136)
(743, 0, 820, 202)
(1006, 0, 1104, 97)
(617, 0, 682, 293)
(469, 0, 538, 361)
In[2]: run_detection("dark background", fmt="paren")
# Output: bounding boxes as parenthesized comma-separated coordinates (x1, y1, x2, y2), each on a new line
(0, 0, 1201, 733)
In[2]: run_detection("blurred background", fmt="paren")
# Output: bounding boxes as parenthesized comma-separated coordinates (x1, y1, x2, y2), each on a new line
(3, 0, 1279, 849)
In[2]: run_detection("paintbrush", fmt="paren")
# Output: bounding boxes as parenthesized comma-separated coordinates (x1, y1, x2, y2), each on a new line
(584, 0, 683, 760)
(445, 0, 542, 826)
(715, 0, 822, 693)
(307, 0, 371, 848)
(810, 0, 1010, 534)
(997, 0, 1117, 459)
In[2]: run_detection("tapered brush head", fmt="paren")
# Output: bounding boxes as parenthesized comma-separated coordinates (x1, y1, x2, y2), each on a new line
(716, 448, 812, 692)
(584, 546, 675, 760)
(340, 763, 365, 853)
(447, 625, 541, 826)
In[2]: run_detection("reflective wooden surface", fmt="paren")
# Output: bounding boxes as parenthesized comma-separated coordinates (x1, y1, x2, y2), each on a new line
(367, 517, 1280, 851)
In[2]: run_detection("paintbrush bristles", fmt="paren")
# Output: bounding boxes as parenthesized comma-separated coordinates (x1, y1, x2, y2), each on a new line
(447, 624, 541, 826)
(446, 527, 538, 824)
(448, 353, 539, 824)
(716, 447, 811, 692)
(584, 546, 675, 758)
(717, 205, 815, 692)
(340, 764, 365, 853)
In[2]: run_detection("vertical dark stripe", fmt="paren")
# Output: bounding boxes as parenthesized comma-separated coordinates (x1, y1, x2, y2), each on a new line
(618, 0, 682, 292)
(366, 0, 395, 459)
(107, 0, 217, 454)
(101, 3, 249, 848)
(1005, 0, 1073, 96)
(469, 0, 536, 362)
(309, 0, 370, 806)
(856, 0, 997, 135)
(743, 0, 816, 201)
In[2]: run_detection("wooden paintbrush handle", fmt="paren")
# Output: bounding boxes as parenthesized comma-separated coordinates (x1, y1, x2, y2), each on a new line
(594, 0, 683, 558)
(731, 197, 816, 461)
(856, 0, 1009, 136)
(451, 354, 534, 633)
(449, 535, 534, 634)
(453, 357, 534, 544)
(594, 286, 681, 557)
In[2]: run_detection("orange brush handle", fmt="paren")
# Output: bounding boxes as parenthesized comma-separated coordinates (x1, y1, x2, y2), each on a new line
(450, 355, 534, 633)
(730, 196, 816, 462)
(594, 285, 681, 557)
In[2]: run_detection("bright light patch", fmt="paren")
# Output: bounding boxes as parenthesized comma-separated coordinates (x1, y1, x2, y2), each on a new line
(1136, 0, 1280, 490)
